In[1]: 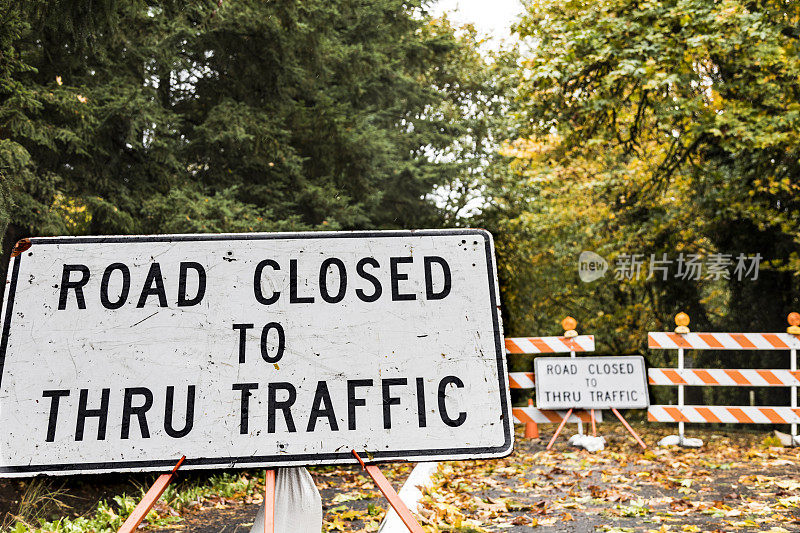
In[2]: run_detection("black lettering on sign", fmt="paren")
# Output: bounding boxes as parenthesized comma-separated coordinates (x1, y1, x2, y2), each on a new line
(121, 387, 153, 439)
(390, 257, 415, 301)
(260, 322, 285, 363)
(382, 378, 406, 429)
(306, 381, 338, 431)
(254, 259, 280, 305)
(164, 385, 196, 438)
(355, 258, 382, 303)
(136, 263, 168, 308)
(100, 263, 130, 309)
(58, 264, 90, 310)
(438, 376, 467, 427)
(424, 256, 451, 300)
(232, 323, 254, 363)
(75, 388, 110, 441)
(42, 390, 70, 442)
(545, 391, 581, 403)
(268, 382, 297, 433)
(347, 379, 373, 430)
(547, 363, 577, 375)
(416, 378, 427, 428)
(319, 258, 347, 303)
(290, 259, 314, 303)
(232, 383, 258, 434)
(177, 262, 206, 306)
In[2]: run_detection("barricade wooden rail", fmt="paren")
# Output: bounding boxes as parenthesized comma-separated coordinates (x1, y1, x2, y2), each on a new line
(512, 404, 602, 424)
(505, 335, 595, 354)
(647, 312, 800, 444)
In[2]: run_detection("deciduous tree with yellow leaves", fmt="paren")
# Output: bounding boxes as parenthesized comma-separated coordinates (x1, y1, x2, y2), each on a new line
(482, 0, 800, 406)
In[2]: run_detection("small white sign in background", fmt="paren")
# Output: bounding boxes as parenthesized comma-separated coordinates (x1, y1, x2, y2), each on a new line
(0, 230, 511, 476)
(534, 356, 649, 410)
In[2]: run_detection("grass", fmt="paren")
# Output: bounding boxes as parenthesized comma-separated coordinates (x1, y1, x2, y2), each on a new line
(3, 472, 261, 532)
(1, 479, 70, 531)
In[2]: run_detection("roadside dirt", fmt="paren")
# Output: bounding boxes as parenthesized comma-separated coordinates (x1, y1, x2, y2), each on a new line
(148, 464, 412, 532)
(3, 425, 800, 532)
(414, 424, 800, 532)
(0, 463, 412, 532)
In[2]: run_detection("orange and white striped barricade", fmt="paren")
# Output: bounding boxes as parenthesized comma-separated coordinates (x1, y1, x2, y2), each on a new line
(511, 403, 600, 430)
(505, 334, 596, 355)
(647, 312, 800, 446)
(506, 317, 601, 439)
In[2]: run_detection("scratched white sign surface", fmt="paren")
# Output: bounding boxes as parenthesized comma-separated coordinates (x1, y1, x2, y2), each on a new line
(0, 230, 510, 476)
(534, 356, 649, 410)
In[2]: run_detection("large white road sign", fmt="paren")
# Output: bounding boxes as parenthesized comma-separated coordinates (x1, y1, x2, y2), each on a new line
(534, 356, 649, 410)
(0, 230, 511, 476)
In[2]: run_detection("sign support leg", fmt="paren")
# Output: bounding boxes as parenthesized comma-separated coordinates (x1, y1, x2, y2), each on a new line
(611, 408, 646, 449)
(118, 456, 185, 533)
(791, 348, 797, 446)
(590, 409, 597, 436)
(546, 408, 573, 450)
(677, 347, 685, 445)
(263, 469, 276, 533)
(569, 349, 583, 435)
(351, 450, 424, 533)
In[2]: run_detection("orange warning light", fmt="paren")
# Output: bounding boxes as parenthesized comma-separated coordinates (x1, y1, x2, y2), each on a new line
(788, 312, 800, 334)
(674, 312, 690, 334)
(561, 316, 578, 331)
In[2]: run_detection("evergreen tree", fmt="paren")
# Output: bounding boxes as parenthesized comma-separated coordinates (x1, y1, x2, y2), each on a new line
(1, 0, 502, 279)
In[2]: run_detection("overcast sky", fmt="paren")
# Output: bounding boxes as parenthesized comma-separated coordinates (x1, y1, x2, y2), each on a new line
(431, 0, 524, 39)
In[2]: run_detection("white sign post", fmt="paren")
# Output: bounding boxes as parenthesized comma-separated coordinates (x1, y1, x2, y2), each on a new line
(0, 230, 511, 477)
(534, 356, 649, 410)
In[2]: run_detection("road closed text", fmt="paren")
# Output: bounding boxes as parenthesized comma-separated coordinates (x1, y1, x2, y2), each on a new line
(56, 255, 453, 310)
(534, 356, 649, 410)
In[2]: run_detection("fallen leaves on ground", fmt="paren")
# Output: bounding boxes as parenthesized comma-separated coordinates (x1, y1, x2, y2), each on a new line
(138, 426, 800, 532)
(413, 425, 800, 532)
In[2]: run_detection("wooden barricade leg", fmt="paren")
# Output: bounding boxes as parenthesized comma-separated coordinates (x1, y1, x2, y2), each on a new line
(611, 408, 646, 449)
(264, 469, 276, 533)
(569, 348, 582, 437)
(546, 408, 573, 450)
(792, 347, 798, 446)
(677, 347, 686, 444)
(118, 456, 185, 533)
(351, 450, 424, 533)
(590, 409, 597, 436)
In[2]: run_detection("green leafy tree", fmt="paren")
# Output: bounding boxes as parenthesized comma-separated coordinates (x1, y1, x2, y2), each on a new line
(483, 0, 800, 406)
(1, 0, 200, 252)
(1, 1, 504, 279)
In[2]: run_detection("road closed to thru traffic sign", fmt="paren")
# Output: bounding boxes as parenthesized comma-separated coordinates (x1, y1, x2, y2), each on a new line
(0, 230, 511, 476)
(534, 356, 649, 410)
